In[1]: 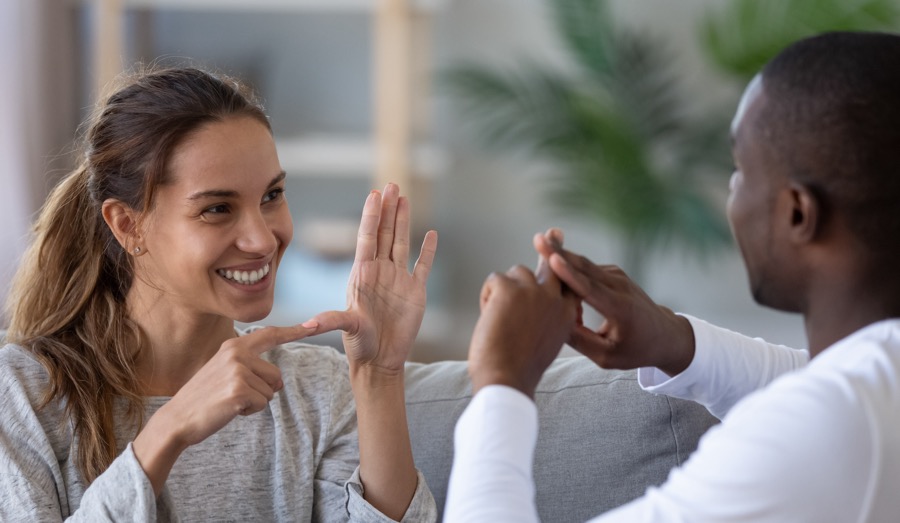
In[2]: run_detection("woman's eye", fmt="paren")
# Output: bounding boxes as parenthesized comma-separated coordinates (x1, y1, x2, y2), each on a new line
(204, 204, 229, 215)
(263, 187, 285, 203)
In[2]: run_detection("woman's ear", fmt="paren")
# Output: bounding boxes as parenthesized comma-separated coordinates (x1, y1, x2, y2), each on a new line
(786, 181, 821, 244)
(101, 198, 142, 254)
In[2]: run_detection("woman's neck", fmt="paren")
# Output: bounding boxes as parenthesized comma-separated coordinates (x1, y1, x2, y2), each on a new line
(127, 288, 237, 396)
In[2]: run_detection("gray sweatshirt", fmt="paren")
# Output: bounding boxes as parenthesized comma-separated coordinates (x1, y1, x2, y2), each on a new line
(0, 334, 436, 522)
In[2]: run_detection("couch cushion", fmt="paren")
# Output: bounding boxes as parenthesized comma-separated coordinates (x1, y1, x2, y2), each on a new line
(404, 356, 718, 522)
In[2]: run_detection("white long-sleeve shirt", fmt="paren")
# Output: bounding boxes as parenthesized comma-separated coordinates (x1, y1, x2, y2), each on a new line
(445, 315, 900, 522)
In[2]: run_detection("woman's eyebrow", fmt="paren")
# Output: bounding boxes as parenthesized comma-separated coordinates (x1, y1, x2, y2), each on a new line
(187, 171, 286, 201)
(268, 171, 286, 187)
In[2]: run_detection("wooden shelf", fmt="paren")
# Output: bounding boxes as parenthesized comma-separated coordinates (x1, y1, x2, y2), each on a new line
(78, 0, 446, 12)
(276, 135, 447, 179)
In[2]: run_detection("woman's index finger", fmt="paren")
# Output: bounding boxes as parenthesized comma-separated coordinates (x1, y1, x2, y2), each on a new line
(241, 324, 316, 355)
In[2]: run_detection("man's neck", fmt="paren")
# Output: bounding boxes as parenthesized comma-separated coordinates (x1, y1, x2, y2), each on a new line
(803, 277, 900, 358)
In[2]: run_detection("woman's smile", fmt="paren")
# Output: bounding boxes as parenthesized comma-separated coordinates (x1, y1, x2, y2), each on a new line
(216, 261, 272, 286)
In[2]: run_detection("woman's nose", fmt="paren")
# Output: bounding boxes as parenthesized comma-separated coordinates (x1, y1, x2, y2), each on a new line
(235, 210, 278, 255)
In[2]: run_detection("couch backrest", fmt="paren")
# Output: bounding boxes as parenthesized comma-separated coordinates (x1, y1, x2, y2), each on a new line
(1, 328, 717, 521)
(404, 357, 718, 522)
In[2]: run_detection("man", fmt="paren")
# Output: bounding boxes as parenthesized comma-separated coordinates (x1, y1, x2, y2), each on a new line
(444, 32, 900, 522)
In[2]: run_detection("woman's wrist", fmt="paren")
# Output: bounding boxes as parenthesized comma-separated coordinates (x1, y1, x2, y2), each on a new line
(132, 405, 190, 496)
(348, 360, 407, 393)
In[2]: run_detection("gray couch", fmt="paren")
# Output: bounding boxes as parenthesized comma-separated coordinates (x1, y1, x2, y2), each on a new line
(404, 357, 719, 522)
(0, 330, 718, 521)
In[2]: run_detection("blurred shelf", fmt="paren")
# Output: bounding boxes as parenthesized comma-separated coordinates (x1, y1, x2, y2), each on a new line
(78, 0, 447, 13)
(276, 135, 447, 179)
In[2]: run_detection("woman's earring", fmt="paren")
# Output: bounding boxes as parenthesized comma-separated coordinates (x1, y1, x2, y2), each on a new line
(133, 246, 142, 255)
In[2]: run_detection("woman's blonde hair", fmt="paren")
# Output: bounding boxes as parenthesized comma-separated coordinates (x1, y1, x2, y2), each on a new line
(4, 66, 269, 483)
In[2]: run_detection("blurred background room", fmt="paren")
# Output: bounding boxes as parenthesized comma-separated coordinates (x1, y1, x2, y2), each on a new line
(4, 0, 897, 361)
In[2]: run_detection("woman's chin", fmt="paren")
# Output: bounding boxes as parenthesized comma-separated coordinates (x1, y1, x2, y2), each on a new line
(231, 304, 274, 324)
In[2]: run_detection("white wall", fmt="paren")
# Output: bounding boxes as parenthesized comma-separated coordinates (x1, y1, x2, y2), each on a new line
(0, 1, 77, 328)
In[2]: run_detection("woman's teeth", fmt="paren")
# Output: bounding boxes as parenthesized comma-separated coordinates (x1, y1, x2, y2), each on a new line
(217, 263, 270, 285)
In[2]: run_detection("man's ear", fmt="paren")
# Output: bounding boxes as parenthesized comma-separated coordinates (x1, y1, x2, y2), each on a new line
(101, 198, 142, 253)
(786, 181, 821, 243)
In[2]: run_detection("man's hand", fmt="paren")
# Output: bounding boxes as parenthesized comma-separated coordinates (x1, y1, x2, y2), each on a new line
(467, 257, 579, 399)
(534, 229, 695, 377)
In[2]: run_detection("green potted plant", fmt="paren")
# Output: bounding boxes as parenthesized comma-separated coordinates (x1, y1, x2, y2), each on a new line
(444, 0, 732, 282)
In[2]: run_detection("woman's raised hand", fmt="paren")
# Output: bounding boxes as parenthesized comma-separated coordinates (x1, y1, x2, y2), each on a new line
(310, 184, 438, 374)
(307, 184, 436, 519)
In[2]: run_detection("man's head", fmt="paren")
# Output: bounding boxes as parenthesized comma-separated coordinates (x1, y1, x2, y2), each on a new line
(727, 31, 900, 313)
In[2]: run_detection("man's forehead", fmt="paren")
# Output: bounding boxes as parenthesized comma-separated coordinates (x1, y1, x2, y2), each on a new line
(731, 74, 764, 137)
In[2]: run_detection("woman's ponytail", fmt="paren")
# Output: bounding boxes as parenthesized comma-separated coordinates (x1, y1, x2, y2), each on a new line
(3, 66, 270, 483)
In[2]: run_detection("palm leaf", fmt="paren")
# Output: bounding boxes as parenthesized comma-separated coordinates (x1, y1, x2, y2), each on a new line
(700, 0, 900, 81)
(549, 0, 617, 79)
(440, 64, 578, 153)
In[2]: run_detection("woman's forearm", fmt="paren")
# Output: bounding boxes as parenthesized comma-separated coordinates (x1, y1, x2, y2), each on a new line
(350, 365, 418, 521)
(132, 406, 189, 496)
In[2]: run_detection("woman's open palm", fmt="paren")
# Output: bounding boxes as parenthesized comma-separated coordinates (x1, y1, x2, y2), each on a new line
(311, 184, 437, 373)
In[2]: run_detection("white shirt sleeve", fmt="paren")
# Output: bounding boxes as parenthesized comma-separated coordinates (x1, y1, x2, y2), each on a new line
(638, 315, 810, 418)
(443, 385, 540, 523)
(447, 372, 876, 523)
(587, 368, 875, 523)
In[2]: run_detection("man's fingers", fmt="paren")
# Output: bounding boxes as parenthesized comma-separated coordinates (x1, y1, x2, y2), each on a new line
(506, 264, 538, 284)
(533, 233, 556, 260)
(376, 183, 400, 259)
(546, 227, 564, 249)
(548, 252, 621, 315)
(568, 325, 615, 366)
(355, 190, 381, 263)
(533, 228, 565, 258)
(534, 238, 553, 285)
(548, 253, 592, 297)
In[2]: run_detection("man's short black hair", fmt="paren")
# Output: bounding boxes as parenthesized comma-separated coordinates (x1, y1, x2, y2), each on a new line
(759, 31, 900, 256)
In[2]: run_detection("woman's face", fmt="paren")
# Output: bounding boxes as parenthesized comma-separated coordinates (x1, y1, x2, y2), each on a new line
(135, 115, 292, 323)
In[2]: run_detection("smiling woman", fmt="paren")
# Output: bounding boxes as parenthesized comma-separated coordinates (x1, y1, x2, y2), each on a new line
(0, 67, 437, 522)
(108, 115, 293, 327)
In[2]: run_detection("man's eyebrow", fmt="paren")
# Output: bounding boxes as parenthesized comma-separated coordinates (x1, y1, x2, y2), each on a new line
(186, 171, 286, 201)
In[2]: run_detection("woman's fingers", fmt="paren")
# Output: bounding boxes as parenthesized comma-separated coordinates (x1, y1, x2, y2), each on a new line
(376, 183, 400, 260)
(355, 190, 382, 263)
(236, 324, 317, 357)
(306, 309, 357, 336)
(245, 356, 284, 391)
(354, 183, 428, 274)
(391, 196, 412, 267)
(413, 230, 438, 284)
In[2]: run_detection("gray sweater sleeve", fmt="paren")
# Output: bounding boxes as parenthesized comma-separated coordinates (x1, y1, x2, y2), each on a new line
(0, 345, 159, 521)
(1, 342, 436, 522)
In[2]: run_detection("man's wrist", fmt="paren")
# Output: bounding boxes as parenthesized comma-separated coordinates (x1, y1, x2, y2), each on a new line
(470, 368, 537, 399)
(658, 312, 696, 377)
